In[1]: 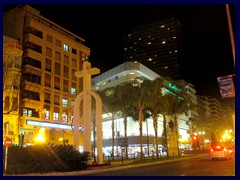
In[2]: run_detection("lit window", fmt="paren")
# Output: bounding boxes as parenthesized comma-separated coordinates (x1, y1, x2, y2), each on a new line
(128, 34, 132, 37)
(161, 25, 165, 28)
(139, 38, 141, 40)
(23, 108, 33, 117)
(148, 58, 152, 61)
(164, 66, 168, 69)
(172, 36, 176, 39)
(62, 98, 68, 107)
(46, 110, 50, 120)
(53, 112, 59, 120)
(162, 41, 166, 44)
(71, 87, 76, 94)
(147, 42, 151, 45)
(64, 44, 69, 51)
(175, 50, 178, 52)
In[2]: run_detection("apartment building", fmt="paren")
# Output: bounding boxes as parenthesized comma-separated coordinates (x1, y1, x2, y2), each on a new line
(3, 5, 90, 145)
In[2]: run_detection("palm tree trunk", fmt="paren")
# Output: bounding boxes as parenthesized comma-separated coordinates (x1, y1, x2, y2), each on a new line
(139, 110, 143, 160)
(153, 112, 159, 158)
(174, 115, 180, 156)
(111, 115, 115, 160)
(124, 112, 128, 159)
(163, 114, 169, 158)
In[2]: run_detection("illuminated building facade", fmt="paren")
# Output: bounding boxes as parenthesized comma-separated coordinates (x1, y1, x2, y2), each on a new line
(123, 17, 184, 80)
(92, 61, 192, 155)
(3, 5, 89, 145)
(3, 35, 23, 145)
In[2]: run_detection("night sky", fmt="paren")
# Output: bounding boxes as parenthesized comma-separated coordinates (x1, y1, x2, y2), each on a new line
(3, 4, 236, 100)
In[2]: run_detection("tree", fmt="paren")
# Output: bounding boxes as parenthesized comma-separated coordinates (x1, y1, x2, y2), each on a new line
(130, 80, 151, 160)
(114, 83, 135, 159)
(169, 93, 191, 156)
(145, 78, 165, 158)
(98, 87, 120, 159)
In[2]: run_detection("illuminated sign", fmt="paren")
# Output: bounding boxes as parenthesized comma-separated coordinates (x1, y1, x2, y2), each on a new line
(26, 120, 84, 131)
(168, 83, 181, 92)
(217, 75, 235, 98)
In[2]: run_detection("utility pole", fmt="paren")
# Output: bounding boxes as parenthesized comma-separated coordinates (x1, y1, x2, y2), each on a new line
(4, 122, 9, 174)
(225, 4, 235, 67)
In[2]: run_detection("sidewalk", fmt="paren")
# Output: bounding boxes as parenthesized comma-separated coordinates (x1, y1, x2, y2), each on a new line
(9, 154, 208, 176)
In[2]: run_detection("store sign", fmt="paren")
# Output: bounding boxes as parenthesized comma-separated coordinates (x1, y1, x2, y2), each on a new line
(217, 75, 235, 98)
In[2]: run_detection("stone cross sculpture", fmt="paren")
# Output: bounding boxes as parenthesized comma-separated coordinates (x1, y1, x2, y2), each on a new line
(74, 61, 103, 164)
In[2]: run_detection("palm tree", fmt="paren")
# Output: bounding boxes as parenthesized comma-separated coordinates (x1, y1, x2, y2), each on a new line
(158, 93, 174, 158)
(130, 80, 151, 160)
(144, 78, 165, 158)
(114, 83, 135, 159)
(98, 87, 120, 159)
(169, 88, 192, 156)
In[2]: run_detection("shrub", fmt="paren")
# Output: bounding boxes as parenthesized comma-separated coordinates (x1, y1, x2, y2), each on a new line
(3, 144, 89, 175)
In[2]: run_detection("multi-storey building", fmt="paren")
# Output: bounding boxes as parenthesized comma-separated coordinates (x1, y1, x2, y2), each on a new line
(92, 61, 192, 155)
(123, 17, 183, 80)
(3, 35, 23, 144)
(3, 5, 90, 145)
(206, 97, 224, 123)
(91, 61, 160, 91)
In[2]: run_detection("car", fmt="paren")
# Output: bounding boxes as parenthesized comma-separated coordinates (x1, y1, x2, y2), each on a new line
(225, 146, 235, 158)
(210, 145, 232, 160)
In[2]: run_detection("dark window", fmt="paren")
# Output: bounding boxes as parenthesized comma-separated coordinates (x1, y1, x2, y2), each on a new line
(4, 96, 10, 111)
(54, 77, 60, 90)
(72, 48, 77, 55)
(22, 90, 40, 101)
(25, 27, 43, 39)
(44, 92, 51, 103)
(12, 97, 18, 111)
(23, 73, 41, 84)
(24, 41, 42, 53)
(45, 73, 51, 87)
(45, 58, 51, 72)
(23, 57, 42, 69)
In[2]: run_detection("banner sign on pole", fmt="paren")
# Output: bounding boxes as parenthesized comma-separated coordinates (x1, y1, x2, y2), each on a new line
(217, 75, 235, 98)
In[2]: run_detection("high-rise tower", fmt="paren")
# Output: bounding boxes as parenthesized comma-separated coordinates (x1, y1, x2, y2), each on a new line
(123, 17, 183, 80)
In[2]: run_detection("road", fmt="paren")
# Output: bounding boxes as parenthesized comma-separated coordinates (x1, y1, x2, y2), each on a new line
(80, 154, 235, 176)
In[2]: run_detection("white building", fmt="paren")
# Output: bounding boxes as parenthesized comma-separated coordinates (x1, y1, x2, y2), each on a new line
(92, 61, 193, 156)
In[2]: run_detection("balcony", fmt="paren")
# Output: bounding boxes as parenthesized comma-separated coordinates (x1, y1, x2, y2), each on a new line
(24, 33, 43, 46)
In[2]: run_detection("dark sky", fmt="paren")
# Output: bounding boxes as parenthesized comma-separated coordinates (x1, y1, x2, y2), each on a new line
(3, 4, 235, 100)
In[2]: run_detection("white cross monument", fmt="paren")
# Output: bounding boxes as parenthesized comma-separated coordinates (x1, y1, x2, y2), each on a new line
(73, 61, 103, 164)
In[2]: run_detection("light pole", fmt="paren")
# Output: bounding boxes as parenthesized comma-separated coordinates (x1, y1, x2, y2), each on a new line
(146, 119, 149, 157)
(4, 122, 9, 174)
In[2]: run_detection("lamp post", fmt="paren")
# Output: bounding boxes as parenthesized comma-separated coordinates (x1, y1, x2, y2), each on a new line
(146, 119, 149, 157)
(4, 122, 9, 174)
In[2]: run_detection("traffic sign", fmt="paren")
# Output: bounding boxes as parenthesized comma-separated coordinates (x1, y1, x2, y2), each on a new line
(5, 137, 12, 147)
